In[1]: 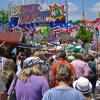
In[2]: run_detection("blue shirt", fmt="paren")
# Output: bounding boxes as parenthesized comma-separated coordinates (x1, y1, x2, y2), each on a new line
(42, 88, 86, 100)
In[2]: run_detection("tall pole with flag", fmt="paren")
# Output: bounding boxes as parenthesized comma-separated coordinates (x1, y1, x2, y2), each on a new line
(8, 0, 12, 21)
(82, 0, 85, 20)
(23, 0, 25, 5)
(65, 0, 69, 34)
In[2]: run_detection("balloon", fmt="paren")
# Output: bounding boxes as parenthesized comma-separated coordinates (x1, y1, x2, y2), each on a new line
(36, 27, 40, 32)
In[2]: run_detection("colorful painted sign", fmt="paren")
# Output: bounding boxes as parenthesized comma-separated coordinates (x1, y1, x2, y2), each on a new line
(11, 4, 40, 24)
(19, 4, 40, 24)
(49, 4, 65, 21)
(11, 6, 21, 16)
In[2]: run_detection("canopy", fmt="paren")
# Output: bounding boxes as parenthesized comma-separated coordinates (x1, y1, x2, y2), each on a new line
(0, 32, 23, 43)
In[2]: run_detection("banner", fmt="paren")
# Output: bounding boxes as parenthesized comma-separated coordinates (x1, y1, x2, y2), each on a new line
(11, 4, 40, 24)
(49, 4, 65, 21)
(11, 6, 21, 16)
(19, 4, 40, 24)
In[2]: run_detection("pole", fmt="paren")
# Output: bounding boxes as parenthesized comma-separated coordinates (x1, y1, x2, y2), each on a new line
(23, 0, 25, 5)
(65, 0, 68, 34)
(82, 0, 85, 20)
(8, 0, 12, 22)
(0, 42, 6, 47)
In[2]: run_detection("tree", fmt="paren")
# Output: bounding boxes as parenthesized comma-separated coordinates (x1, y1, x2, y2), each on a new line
(75, 25, 94, 43)
(46, 26, 51, 35)
(73, 20, 80, 25)
(0, 9, 9, 24)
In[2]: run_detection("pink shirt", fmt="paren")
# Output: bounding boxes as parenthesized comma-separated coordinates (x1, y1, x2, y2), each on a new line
(0, 57, 7, 72)
(71, 59, 90, 78)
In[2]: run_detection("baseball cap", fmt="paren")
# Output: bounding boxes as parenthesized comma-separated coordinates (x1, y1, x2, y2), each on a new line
(23, 57, 44, 69)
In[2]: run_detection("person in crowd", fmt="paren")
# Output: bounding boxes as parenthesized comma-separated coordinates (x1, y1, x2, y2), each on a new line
(0, 73, 6, 92)
(71, 53, 90, 78)
(0, 47, 7, 72)
(1, 59, 15, 92)
(73, 77, 92, 100)
(16, 52, 26, 74)
(8, 57, 49, 100)
(67, 55, 75, 63)
(42, 64, 85, 100)
(93, 79, 100, 100)
(96, 57, 100, 79)
(0, 73, 7, 100)
(52, 50, 76, 86)
(87, 55, 98, 94)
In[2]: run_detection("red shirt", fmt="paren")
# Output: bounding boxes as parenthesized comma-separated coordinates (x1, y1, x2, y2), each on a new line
(52, 59, 76, 86)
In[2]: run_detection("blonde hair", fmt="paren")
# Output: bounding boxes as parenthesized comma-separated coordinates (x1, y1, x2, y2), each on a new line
(2, 70, 15, 84)
(19, 65, 42, 82)
(4, 59, 14, 70)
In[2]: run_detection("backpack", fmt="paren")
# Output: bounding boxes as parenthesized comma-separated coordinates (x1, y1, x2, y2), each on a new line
(88, 61, 98, 81)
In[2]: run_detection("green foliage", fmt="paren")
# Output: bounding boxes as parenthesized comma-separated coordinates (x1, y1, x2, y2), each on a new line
(68, 20, 80, 25)
(73, 20, 80, 25)
(46, 26, 51, 35)
(75, 25, 94, 43)
(68, 20, 74, 24)
(0, 9, 9, 24)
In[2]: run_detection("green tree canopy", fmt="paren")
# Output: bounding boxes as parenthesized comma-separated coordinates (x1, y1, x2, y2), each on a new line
(75, 25, 94, 43)
(0, 9, 9, 24)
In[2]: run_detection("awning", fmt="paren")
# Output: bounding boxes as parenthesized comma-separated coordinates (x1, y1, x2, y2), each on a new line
(0, 32, 23, 43)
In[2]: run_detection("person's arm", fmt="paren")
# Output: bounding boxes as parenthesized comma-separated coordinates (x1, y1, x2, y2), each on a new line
(7, 96, 10, 100)
(51, 63, 57, 87)
(52, 64, 56, 78)
(83, 63, 91, 77)
(0, 74, 6, 92)
(7, 78, 16, 96)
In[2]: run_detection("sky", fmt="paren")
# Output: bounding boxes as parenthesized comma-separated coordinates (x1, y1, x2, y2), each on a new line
(0, 0, 100, 21)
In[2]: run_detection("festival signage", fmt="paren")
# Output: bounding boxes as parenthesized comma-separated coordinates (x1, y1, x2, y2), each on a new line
(11, 6, 21, 16)
(49, 4, 65, 21)
(19, 4, 40, 24)
(11, 4, 40, 24)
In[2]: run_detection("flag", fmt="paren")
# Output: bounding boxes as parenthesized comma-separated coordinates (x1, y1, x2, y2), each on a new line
(93, 21, 100, 28)
(51, 26, 61, 32)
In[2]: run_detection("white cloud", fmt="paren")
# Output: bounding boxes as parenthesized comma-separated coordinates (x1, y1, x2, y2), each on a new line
(64, 2, 79, 13)
(68, 14, 81, 21)
(40, 3, 49, 11)
(91, 2, 100, 12)
(40, 2, 79, 12)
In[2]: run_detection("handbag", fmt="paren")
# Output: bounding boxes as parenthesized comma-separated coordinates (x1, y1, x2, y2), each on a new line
(9, 77, 18, 100)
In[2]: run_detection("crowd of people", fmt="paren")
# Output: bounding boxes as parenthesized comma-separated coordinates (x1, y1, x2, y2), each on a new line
(0, 45, 100, 100)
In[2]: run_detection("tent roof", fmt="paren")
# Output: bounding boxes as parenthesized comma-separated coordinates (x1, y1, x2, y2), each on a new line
(0, 32, 23, 43)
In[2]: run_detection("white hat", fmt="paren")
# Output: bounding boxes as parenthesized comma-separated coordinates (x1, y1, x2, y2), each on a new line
(56, 46, 63, 51)
(73, 77, 92, 94)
